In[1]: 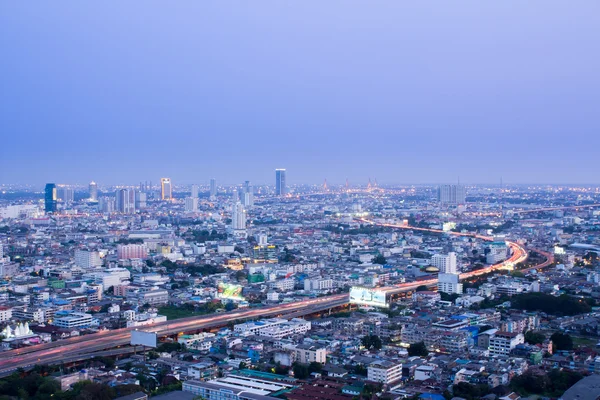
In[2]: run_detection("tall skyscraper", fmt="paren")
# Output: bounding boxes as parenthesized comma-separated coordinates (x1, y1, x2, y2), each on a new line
(135, 190, 147, 209)
(438, 184, 466, 205)
(56, 185, 74, 204)
(231, 202, 247, 230)
(116, 189, 136, 214)
(185, 197, 199, 212)
(275, 169, 286, 196)
(44, 183, 57, 213)
(242, 180, 254, 207)
(210, 178, 217, 200)
(161, 178, 172, 200)
(191, 184, 199, 198)
(89, 181, 98, 201)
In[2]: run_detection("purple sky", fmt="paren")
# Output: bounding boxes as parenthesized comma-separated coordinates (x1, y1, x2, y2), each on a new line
(1, 1, 599, 185)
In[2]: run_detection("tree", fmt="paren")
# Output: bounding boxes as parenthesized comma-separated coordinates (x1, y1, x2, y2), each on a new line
(525, 331, 546, 345)
(551, 332, 573, 351)
(308, 362, 322, 374)
(293, 363, 309, 379)
(408, 341, 428, 357)
(361, 335, 383, 350)
(373, 255, 387, 265)
(415, 285, 429, 292)
(238, 362, 247, 370)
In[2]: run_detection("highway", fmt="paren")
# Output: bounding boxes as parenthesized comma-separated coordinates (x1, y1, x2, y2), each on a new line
(0, 219, 553, 375)
(0, 295, 348, 376)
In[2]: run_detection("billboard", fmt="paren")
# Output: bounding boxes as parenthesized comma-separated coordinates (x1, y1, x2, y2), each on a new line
(131, 330, 157, 348)
(349, 287, 388, 308)
(217, 282, 244, 300)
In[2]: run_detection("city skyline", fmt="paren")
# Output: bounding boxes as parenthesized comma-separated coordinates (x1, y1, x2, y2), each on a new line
(2, 2, 600, 185)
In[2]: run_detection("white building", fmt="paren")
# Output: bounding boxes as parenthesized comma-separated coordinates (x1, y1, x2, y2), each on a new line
(304, 278, 333, 291)
(288, 344, 327, 364)
(437, 273, 463, 294)
(367, 360, 402, 384)
(438, 184, 466, 204)
(185, 197, 199, 212)
(487, 242, 508, 264)
(74, 249, 102, 268)
(231, 202, 247, 230)
(488, 331, 524, 357)
(431, 252, 457, 274)
(53, 312, 93, 329)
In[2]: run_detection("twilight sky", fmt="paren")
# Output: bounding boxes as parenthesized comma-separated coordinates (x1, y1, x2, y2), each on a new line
(1, 1, 599, 186)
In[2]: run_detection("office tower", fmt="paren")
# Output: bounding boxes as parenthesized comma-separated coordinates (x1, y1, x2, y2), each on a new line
(437, 184, 466, 205)
(275, 169, 286, 196)
(56, 186, 74, 204)
(210, 178, 217, 200)
(242, 181, 254, 207)
(89, 181, 98, 201)
(135, 190, 147, 209)
(98, 197, 116, 213)
(115, 189, 136, 214)
(185, 197, 199, 212)
(231, 202, 246, 230)
(161, 178, 172, 200)
(191, 184, 199, 198)
(44, 183, 57, 213)
(431, 252, 457, 274)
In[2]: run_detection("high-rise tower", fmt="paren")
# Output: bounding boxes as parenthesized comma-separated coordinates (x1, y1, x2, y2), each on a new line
(275, 169, 286, 196)
(209, 178, 217, 200)
(44, 183, 57, 213)
(89, 181, 98, 201)
(161, 178, 172, 200)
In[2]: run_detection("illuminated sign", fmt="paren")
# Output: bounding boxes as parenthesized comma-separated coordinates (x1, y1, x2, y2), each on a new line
(217, 282, 245, 300)
(349, 287, 388, 308)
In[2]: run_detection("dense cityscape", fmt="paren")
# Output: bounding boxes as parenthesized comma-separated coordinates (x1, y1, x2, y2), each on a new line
(0, 174, 599, 400)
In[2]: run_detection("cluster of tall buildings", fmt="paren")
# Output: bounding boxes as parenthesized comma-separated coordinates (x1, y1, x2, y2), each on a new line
(43, 168, 288, 215)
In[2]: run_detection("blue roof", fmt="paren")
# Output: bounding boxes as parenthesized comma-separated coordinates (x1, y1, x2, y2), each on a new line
(420, 394, 445, 400)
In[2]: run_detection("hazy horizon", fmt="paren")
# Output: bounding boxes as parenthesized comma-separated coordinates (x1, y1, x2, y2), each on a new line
(2, 1, 599, 185)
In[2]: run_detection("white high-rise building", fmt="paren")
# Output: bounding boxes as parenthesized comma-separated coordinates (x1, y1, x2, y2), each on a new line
(191, 184, 199, 198)
(438, 185, 466, 204)
(431, 252, 457, 274)
(115, 189, 135, 214)
(275, 169, 286, 196)
(210, 179, 217, 200)
(185, 197, 199, 212)
(75, 249, 102, 268)
(89, 181, 98, 201)
(161, 178, 173, 200)
(231, 202, 246, 230)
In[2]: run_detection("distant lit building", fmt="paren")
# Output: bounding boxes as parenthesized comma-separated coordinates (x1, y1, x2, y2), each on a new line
(209, 178, 217, 200)
(231, 202, 246, 230)
(89, 181, 98, 201)
(275, 169, 286, 196)
(116, 188, 135, 214)
(44, 183, 57, 213)
(134, 190, 147, 209)
(56, 185, 74, 204)
(191, 184, 199, 198)
(438, 184, 466, 204)
(185, 197, 199, 212)
(117, 244, 148, 260)
(242, 180, 254, 206)
(161, 178, 172, 200)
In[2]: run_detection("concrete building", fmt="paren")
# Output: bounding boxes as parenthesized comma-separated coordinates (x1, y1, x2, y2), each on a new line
(53, 312, 93, 329)
(75, 249, 102, 268)
(489, 331, 524, 357)
(431, 252, 457, 274)
(438, 184, 466, 204)
(367, 360, 402, 384)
